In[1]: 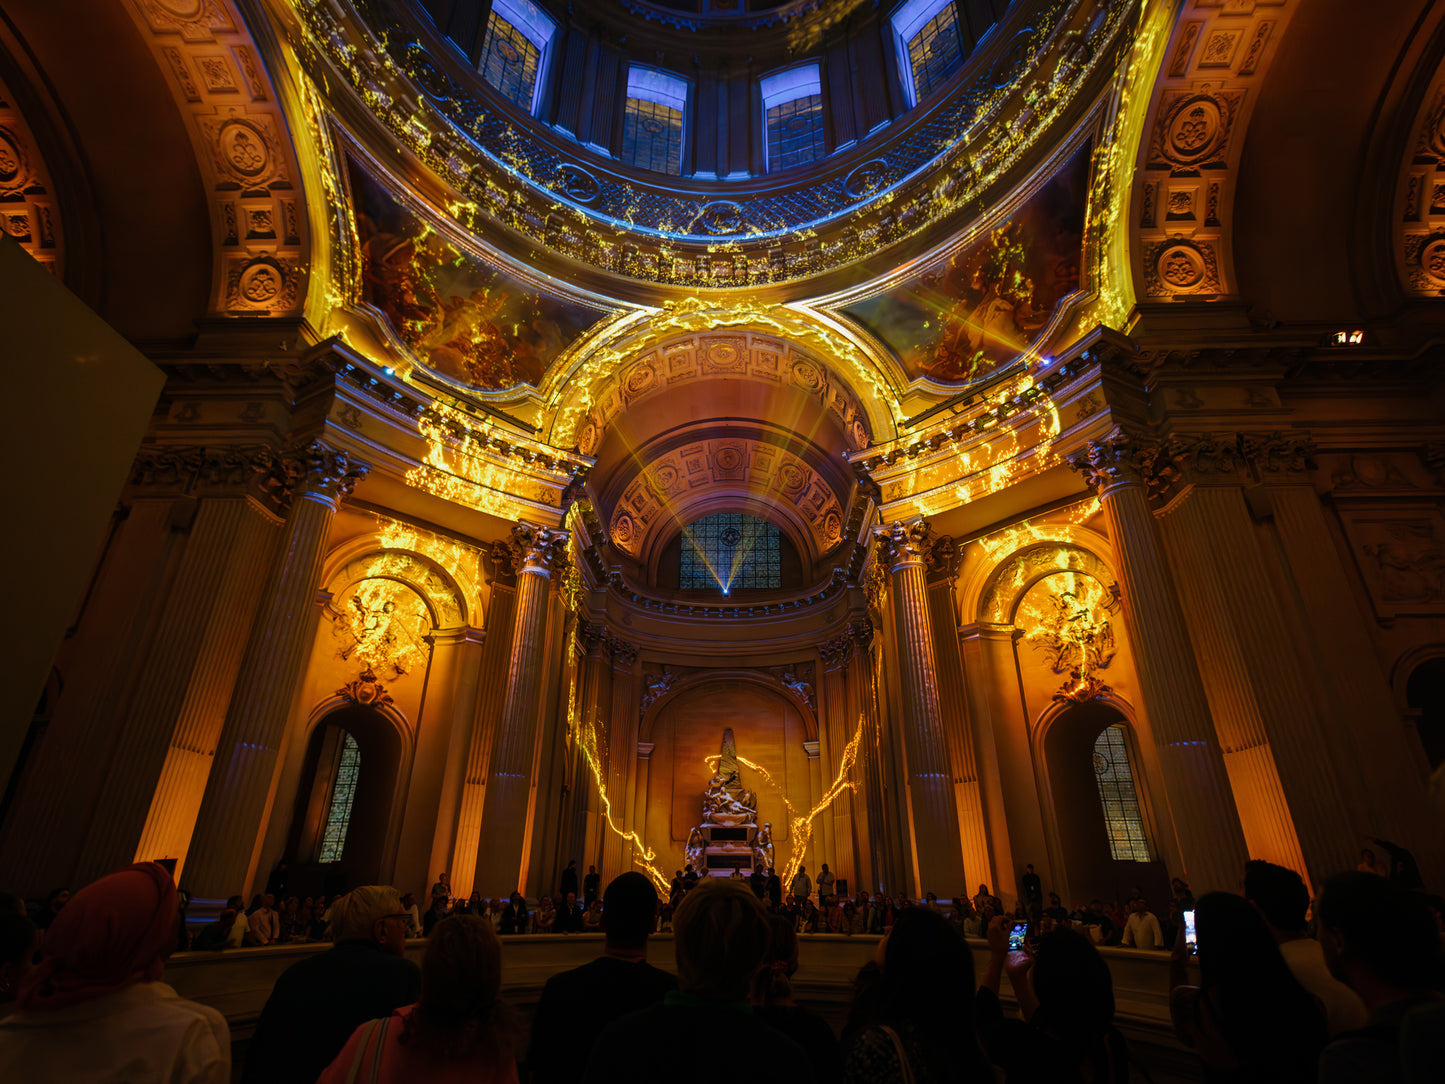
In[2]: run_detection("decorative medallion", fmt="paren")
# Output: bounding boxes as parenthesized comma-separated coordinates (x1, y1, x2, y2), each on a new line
(1147, 90, 1244, 171)
(554, 163, 600, 203)
(791, 360, 823, 390)
(219, 119, 269, 178)
(613, 514, 635, 545)
(704, 339, 744, 369)
(624, 364, 657, 396)
(239, 261, 283, 304)
(991, 28, 1038, 89)
(697, 201, 744, 235)
(337, 666, 395, 707)
(1157, 243, 1204, 288)
(714, 446, 744, 471)
(843, 159, 887, 199)
(0, 127, 27, 195)
(1144, 238, 1220, 296)
(1418, 233, 1445, 286)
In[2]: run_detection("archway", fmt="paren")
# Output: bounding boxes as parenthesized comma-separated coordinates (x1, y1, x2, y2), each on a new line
(1042, 700, 1169, 908)
(283, 702, 405, 897)
(1406, 656, 1445, 772)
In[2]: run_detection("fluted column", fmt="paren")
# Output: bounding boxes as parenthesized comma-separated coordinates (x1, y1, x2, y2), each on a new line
(1159, 483, 1349, 880)
(925, 537, 993, 901)
(450, 571, 515, 897)
(874, 521, 967, 897)
(820, 633, 858, 890)
(847, 619, 890, 894)
(632, 742, 654, 869)
(472, 523, 569, 895)
(971, 624, 1050, 899)
(83, 490, 280, 883)
(1267, 479, 1443, 876)
(1069, 437, 1247, 894)
(601, 635, 638, 881)
(182, 444, 369, 901)
(574, 624, 608, 870)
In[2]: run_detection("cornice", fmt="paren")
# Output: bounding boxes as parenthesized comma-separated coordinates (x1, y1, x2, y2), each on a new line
(273, 0, 1135, 292)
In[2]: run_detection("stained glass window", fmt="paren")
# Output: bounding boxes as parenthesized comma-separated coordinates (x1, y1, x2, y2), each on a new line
(319, 733, 360, 863)
(679, 513, 782, 591)
(622, 68, 688, 175)
(892, 0, 965, 106)
(907, 6, 964, 101)
(477, 0, 554, 113)
(1092, 725, 1152, 862)
(762, 65, 825, 171)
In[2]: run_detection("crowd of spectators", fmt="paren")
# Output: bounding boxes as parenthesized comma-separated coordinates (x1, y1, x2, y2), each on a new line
(0, 839, 1440, 1083)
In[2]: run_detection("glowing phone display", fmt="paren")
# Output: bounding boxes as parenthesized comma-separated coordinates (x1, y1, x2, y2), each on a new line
(1183, 909, 1197, 954)
(1008, 922, 1028, 951)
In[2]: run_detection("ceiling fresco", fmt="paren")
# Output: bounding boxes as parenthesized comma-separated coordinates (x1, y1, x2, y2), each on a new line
(838, 139, 1092, 388)
(348, 157, 611, 392)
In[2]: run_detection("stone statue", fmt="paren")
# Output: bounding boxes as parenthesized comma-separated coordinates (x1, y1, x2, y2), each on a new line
(686, 827, 706, 874)
(754, 821, 775, 872)
(701, 728, 757, 825)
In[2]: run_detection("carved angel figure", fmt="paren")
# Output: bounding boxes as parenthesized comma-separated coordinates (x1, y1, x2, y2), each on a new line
(754, 822, 775, 873)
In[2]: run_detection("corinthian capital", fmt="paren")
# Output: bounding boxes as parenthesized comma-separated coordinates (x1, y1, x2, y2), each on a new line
(510, 522, 570, 577)
(1067, 433, 1154, 494)
(874, 520, 933, 570)
(284, 441, 370, 509)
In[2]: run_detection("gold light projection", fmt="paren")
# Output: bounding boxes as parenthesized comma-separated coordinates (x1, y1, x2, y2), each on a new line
(1016, 570, 1121, 702)
(333, 577, 432, 678)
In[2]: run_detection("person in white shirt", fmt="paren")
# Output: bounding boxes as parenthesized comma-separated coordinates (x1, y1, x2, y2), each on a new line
(0, 862, 229, 1083)
(1121, 897, 1164, 949)
(248, 894, 280, 945)
(222, 894, 251, 948)
(1243, 860, 1367, 1035)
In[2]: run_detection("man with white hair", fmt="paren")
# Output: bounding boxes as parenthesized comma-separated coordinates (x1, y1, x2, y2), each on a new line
(242, 885, 419, 1084)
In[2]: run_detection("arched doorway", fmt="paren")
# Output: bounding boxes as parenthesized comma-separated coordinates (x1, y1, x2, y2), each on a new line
(1043, 700, 1168, 906)
(284, 703, 404, 897)
(1406, 656, 1445, 772)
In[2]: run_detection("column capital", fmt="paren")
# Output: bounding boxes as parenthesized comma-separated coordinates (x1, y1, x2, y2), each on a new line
(925, 534, 961, 583)
(577, 620, 608, 657)
(1238, 431, 1317, 478)
(820, 632, 854, 672)
(1067, 432, 1157, 495)
(508, 522, 570, 578)
(128, 443, 292, 513)
(874, 519, 933, 570)
(607, 634, 638, 668)
(850, 616, 874, 651)
(283, 441, 370, 510)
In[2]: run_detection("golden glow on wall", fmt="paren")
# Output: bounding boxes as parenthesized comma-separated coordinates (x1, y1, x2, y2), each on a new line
(1017, 571, 1120, 702)
(406, 404, 547, 519)
(334, 577, 431, 677)
(703, 715, 864, 888)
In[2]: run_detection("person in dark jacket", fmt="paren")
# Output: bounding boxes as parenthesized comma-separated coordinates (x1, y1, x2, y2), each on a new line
(241, 886, 420, 1084)
(559, 859, 579, 901)
(529, 873, 676, 1083)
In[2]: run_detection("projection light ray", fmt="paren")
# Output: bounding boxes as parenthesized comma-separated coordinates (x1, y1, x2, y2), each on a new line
(570, 691, 669, 894)
(703, 714, 865, 889)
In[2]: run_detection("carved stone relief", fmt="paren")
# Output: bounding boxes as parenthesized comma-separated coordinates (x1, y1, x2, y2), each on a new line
(122, 0, 307, 314)
(608, 437, 847, 560)
(1134, 1, 1297, 299)
(0, 73, 64, 278)
(572, 333, 872, 457)
(1337, 506, 1445, 617)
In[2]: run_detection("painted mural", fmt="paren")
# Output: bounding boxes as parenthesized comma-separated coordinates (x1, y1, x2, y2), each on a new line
(840, 140, 1092, 387)
(348, 159, 608, 391)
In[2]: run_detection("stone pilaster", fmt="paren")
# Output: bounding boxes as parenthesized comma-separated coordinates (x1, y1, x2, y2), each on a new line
(874, 520, 967, 897)
(472, 523, 569, 895)
(180, 443, 369, 900)
(1069, 435, 1248, 894)
(819, 631, 858, 891)
(601, 634, 638, 881)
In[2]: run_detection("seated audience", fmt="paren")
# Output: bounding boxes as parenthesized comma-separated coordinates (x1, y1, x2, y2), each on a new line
(753, 914, 843, 1080)
(1121, 897, 1164, 950)
(319, 915, 521, 1083)
(0, 862, 229, 1082)
(191, 909, 237, 951)
(1242, 860, 1367, 1035)
(400, 893, 421, 937)
(499, 893, 528, 936)
(530, 872, 677, 1083)
(1316, 871, 1445, 1084)
(0, 911, 39, 1013)
(1041, 893, 1070, 929)
(583, 878, 810, 1083)
(247, 894, 279, 945)
(534, 896, 556, 933)
(1169, 891, 1326, 1084)
(222, 894, 251, 948)
(978, 917, 1128, 1083)
(842, 906, 991, 1083)
(242, 885, 421, 1084)
(423, 894, 451, 936)
(554, 891, 583, 933)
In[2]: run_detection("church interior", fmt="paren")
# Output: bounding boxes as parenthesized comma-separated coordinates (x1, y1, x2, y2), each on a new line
(3, 0, 1445, 1062)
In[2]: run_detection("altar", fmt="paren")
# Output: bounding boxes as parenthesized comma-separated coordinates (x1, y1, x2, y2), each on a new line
(685, 729, 775, 876)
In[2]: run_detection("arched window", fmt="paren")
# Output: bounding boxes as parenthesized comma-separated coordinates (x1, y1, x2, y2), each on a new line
(761, 64, 826, 171)
(679, 513, 782, 592)
(318, 733, 361, 863)
(1092, 725, 1151, 862)
(622, 67, 688, 175)
(479, 0, 555, 113)
(892, 0, 965, 107)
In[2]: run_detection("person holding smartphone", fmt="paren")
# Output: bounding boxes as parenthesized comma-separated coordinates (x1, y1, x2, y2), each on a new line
(977, 916, 1129, 1083)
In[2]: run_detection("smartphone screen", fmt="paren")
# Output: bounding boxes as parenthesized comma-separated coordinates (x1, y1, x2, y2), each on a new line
(1183, 909, 1197, 954)
(1008, 922, 1028, 951)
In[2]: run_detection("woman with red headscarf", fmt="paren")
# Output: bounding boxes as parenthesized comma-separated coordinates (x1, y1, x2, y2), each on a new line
(0, 861, 230, 1082)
